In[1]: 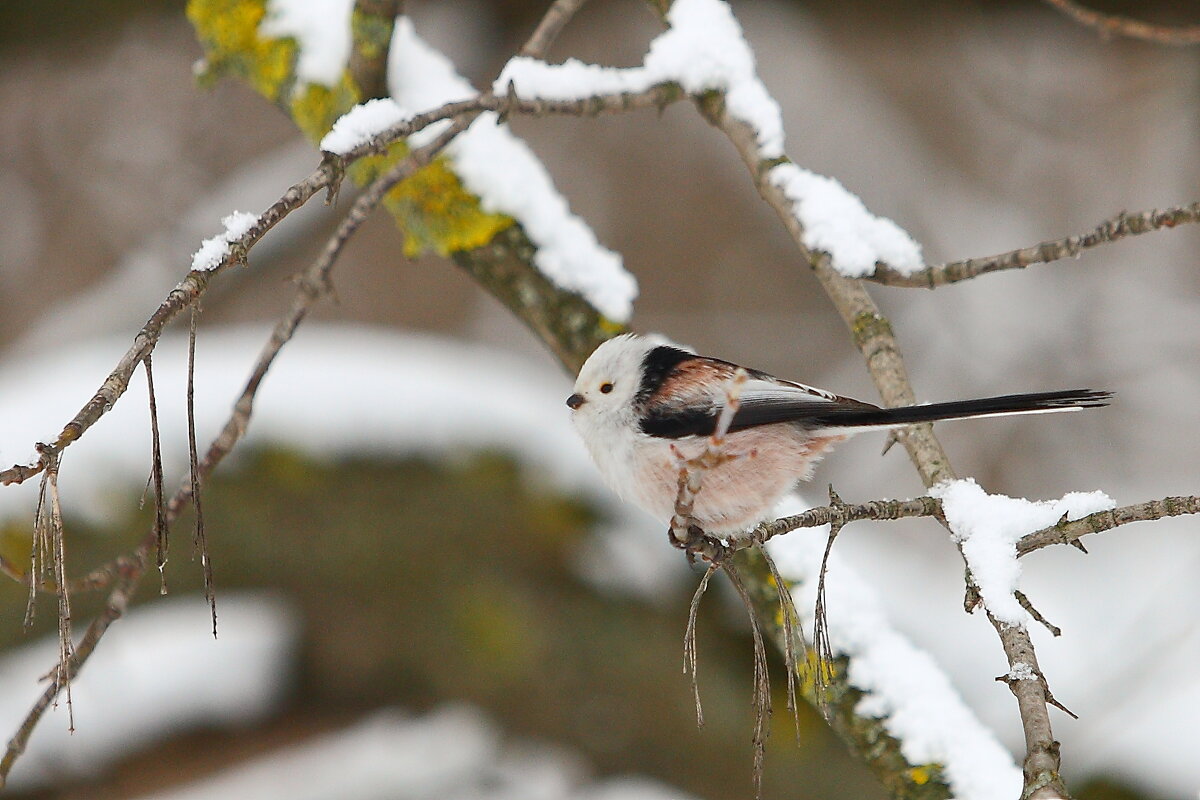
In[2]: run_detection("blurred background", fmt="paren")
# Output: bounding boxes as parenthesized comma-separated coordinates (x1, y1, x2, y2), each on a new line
(1, 1, 1198, 798)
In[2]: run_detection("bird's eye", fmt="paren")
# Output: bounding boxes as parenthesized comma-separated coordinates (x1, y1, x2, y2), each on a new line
(600, 382, 614, 394)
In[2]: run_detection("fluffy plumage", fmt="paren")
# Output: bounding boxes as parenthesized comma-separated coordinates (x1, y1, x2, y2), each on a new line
(567, 334, 1110, 537)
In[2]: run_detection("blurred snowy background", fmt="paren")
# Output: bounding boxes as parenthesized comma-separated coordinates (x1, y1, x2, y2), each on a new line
(1, 1, 1198, 798)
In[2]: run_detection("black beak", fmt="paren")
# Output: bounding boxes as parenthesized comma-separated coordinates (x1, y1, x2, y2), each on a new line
(566, 393, 585, 410)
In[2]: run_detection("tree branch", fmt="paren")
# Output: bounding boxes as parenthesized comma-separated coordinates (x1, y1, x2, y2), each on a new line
(869, 202, 1200, 288)
(688, 54, 1072, 800)
(0, 166, 336, 489)
(1017, 495, 1200, 556)
(519, 0, 590, 58)
(349, 0, 402, 101)
(1, 0, 615, 779)
(1043, 0, 1200, 45)
(0, 120, 462, 791)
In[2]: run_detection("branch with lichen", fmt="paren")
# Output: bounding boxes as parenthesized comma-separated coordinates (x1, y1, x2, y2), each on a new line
(187, 0, 647, 372)
(693, 79, 1071, 800)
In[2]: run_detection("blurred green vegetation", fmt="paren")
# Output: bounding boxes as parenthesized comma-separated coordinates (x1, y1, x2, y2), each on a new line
(6, 448, 885, 800)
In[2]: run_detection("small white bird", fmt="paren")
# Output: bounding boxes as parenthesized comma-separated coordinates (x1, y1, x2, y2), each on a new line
(567, 333, 1110, 538)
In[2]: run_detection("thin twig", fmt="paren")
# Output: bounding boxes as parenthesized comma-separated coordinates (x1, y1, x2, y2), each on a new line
(0, 166, 335, 489)
(683, 563, 717, 728)
(871, 202, 1200, 288)
(24, 450, 50, 629)
(0, 123, 465, 790)
(187, 306, 216, 637)
(811, 487, 847, 708)
(758, 545, 802, 741)
(331, 83, 683, 162)
(45, 458, 75, 732)
(519, 0, 590, 58)
(144, 355, 169, 593)
(1015, 590, 1062, 637)
(1043, 0, 1200, 45)
(1017, 495, 1200, 556)
(723, 560, 772, 800)
(0, 562, 138, 786)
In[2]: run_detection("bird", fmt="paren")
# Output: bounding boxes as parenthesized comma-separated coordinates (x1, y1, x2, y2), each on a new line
(566, 333, 1110, 538)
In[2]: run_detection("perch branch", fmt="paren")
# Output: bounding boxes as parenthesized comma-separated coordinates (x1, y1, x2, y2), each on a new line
(690, 68, 1072, 800)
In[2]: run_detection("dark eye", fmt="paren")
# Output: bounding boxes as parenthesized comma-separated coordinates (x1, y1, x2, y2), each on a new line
(600, 382, 614, 394)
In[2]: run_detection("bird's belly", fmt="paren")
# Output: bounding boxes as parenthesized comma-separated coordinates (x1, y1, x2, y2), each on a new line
(629, 428, 845, 536)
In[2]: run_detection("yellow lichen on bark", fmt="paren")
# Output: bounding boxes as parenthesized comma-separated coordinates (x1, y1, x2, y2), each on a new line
(187, 0, 295, 101)
(353, 149, 513, 258)
(187, 0, 514, 258)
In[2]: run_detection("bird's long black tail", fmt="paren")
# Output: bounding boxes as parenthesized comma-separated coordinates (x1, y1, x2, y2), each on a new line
(811, 389, 1112, 430)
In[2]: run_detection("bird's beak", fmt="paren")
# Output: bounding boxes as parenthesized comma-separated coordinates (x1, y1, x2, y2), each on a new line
(566, 393, 585, 410)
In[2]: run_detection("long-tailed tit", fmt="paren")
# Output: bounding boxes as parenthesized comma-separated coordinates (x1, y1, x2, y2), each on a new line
(567, 334, 1110, 537)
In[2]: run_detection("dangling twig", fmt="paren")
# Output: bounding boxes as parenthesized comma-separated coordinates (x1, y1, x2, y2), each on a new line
(187, 306, 217, 637)
(144, 355, 169, 595)
(759, 544, 802, 742)
(723, 560, 772, 800)
(812, 485, 847, 710)
(683, 563, 717, 727)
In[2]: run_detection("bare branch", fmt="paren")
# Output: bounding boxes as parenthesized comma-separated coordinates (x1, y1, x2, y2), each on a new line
(1043, 0, 1200, 45)
(0, 126, 464, 789)
(1017, 495, 1200, 556)
(0, 166, 336, 489)
(144, 355, 169, 591)
(683, 563, 717, 727)
(329, 84, 683, 163)
(870, 202, 1200, 288)
(519, 0, 590, 58)
(689, 64, 1072, 800)
(187, 307, 216, 636)
(722, 559, 772, 800)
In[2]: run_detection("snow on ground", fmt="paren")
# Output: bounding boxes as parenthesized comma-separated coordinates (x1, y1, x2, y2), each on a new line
(0, 593, 298, 791)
